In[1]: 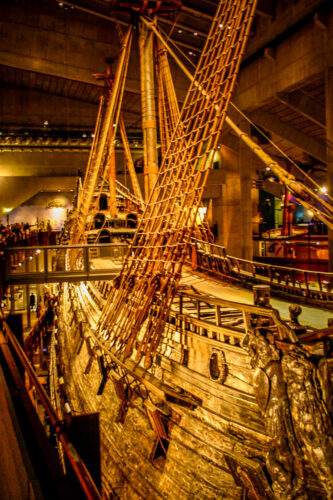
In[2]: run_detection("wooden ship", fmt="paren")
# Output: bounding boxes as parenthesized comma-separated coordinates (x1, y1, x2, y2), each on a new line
(52, 1, 333, 499)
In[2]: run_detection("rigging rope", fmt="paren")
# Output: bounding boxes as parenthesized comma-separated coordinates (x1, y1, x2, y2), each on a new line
(97, 0, 258, 367)
(68, 26, 133, 266)
(147, 16, 333, 229)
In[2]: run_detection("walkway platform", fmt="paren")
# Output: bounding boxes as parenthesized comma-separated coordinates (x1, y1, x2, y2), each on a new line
(182, 267, 333, 329)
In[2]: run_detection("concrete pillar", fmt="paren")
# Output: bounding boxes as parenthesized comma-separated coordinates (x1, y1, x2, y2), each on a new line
(220, 146, 241, 255)
(26, 284, 31, 329)
(10, 285, 15, 313)
(326, 67, 333, 273)
(139, 21, 159, 202)
(239, 120, 254, 260)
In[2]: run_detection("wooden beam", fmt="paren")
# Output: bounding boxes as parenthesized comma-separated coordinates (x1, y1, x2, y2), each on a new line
(250, 109, 327, 163)
(276, 90, 325, 128)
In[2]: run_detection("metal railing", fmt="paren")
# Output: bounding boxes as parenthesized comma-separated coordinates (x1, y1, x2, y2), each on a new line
(3, 243, 128, 284)
(189, 239, 333, 306)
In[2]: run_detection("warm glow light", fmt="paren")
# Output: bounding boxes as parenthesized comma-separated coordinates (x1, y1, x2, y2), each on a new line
(197, 206, 207, 225)
(320, 186, 328, 194)
(308, 210, 313, 216)
(3, 208, 12, 213)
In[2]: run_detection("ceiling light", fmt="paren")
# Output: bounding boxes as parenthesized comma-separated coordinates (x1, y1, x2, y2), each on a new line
(219, 24, 223, 29)
(266, 167, 271, 171)
(113, 123, 116, 128)
(82, 133, 87, 138)
(188, 51, 193, 56)
(320, 186, 328, 193)
(193, 32, 198, 36)
(178, 29, 182, 34)
(59, 2, 64, 5)
(44, 120, 48, 126)
(91, 133, 95, 138)
(3, 208, 12, 213)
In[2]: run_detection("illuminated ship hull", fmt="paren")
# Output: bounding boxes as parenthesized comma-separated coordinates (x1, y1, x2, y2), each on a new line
(54, 278, 333, 500)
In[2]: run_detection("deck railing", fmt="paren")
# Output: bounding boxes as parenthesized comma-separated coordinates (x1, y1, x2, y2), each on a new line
(0, 310, 101, 499)
(189, 239, 333, 306)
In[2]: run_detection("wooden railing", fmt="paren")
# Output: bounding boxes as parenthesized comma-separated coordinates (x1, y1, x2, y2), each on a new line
(189, 239, 333, 307)
(0, 310, 101, 499)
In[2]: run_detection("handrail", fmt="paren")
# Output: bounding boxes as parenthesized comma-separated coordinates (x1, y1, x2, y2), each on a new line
(0, 310, 102, 500)
(189, 238, 333, 306)
(191, 238, 333, 277)
(3, 243, 126, 285)
(5, 242, 129, 251)
(178, 289, 298, 343)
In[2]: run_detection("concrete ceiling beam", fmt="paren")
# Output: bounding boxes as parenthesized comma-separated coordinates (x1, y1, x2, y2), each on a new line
(0, 13, 141, 93)
(256, 0, 275, 20)
(236, 9, 333, 110)
(276, 90, 325, 128)
(249, 109, 327, 163)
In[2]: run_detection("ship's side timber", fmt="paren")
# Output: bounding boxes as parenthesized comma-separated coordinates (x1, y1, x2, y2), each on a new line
(55, 280, 271, 499)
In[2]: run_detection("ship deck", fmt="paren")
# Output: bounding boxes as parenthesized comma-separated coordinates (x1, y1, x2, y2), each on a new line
(181, 266, 332, 329)
(93, 256, 331, 329)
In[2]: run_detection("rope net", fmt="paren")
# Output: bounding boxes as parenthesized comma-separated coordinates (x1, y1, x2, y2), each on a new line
(97, 0, 258, 367)
(156, 39, 181, 158)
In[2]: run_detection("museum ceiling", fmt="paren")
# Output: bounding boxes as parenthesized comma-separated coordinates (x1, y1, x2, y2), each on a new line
(0, 0, 331, 191)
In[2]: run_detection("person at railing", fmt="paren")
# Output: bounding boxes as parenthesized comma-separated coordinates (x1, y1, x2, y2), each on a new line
(36, 298, 43, 318)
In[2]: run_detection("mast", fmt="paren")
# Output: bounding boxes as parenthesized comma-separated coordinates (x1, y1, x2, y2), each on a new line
(142, 16, 333, 232)
(97, 0, 258, 367)
(139, 21, 159, 202)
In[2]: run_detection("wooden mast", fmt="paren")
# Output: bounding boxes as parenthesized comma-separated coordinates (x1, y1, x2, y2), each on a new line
(97, 0, 258, 367)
